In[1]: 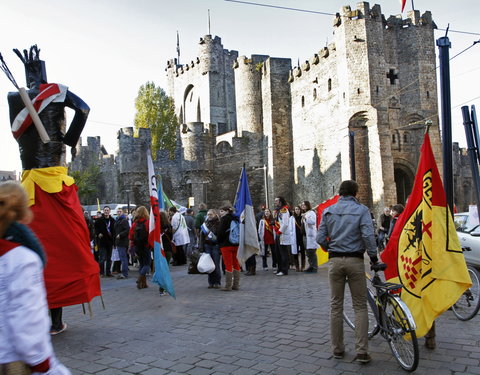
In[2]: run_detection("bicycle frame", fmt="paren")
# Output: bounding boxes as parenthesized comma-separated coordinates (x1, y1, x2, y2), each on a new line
(368, 272, 417, 335)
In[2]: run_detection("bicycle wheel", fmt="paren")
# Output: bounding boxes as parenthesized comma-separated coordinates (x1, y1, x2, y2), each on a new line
(384, 295, 419, 372)
(452, 266, 480, 321)
(343, 287, 379, 339)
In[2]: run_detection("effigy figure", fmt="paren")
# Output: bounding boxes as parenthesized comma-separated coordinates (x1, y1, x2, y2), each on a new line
(2, 45, 101, 333)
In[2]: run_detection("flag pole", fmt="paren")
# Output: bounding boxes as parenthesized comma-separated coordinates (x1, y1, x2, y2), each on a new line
(436, 34, 454, 215)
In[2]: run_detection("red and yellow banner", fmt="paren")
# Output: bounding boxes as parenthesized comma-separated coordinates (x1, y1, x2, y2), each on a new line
(382, 133, 471, 337)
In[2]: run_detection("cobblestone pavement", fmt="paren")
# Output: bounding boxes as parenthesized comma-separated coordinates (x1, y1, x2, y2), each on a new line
(54, 262, 480, 375)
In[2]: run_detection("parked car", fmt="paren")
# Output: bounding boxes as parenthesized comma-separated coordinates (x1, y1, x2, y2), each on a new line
(455, 213, 480, 267)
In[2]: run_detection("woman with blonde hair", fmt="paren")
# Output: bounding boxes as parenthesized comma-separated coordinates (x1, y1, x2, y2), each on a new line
(0, 181, 70, 374)
(128, 206, 151, 289)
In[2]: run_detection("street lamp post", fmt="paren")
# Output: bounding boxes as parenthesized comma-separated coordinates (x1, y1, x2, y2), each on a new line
(124, 189, 132, 213)
(251, 165, 269, 208)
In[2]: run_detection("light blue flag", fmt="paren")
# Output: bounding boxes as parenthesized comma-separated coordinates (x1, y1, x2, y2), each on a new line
(234, 167, 260, 264)
(147, 151, 176, 298)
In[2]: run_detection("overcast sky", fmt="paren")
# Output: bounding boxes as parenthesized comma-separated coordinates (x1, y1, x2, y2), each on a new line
(1, 0, 479, 174)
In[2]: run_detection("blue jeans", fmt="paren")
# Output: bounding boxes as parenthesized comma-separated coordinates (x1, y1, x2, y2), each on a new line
(204, 243, 221, 286)
(117, 246, 129, 277)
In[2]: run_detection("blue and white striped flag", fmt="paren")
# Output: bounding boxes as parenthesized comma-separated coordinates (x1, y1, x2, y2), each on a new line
(234, 167, 260, 264)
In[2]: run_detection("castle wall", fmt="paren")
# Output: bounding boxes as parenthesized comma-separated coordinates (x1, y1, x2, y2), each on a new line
(69, 2, 472, 219)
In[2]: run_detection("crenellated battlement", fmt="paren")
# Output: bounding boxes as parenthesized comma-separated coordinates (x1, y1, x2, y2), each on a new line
(288, 3, 435, 83)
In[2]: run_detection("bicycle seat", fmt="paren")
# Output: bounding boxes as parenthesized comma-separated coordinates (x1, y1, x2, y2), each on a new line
(371, 262, 387, 272)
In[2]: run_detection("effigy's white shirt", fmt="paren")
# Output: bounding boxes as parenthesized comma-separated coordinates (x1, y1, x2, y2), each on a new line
(0, 245, 53, 366)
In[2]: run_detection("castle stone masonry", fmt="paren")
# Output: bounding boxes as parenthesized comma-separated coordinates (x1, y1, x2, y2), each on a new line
(71, 2, 475, 215)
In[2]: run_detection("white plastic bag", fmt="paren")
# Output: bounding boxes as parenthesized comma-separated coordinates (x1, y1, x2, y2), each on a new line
(111, 247, 120, 261)
(197, 252, 215, 273)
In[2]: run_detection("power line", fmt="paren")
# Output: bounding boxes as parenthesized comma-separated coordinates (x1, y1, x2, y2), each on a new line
(224, 0, 480, 36)
(437, 28, 480, 36)
(224, 0, 334, 16)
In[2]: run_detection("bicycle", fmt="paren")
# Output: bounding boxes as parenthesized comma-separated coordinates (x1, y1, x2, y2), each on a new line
(343, 263, 419, 372)
(451, 262, 480, 321)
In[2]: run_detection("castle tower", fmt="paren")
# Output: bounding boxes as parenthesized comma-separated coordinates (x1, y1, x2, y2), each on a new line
(117, 127, 151, 205)
(262, 57, 294, 203)
(180, 122, 215, 206)
(233, 54, 269, 134)
(289, 2, 440, 213)
(166, 35, 238, 134)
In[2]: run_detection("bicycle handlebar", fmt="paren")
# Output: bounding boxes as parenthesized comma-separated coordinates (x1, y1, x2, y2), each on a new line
(371, 262, 387, 272)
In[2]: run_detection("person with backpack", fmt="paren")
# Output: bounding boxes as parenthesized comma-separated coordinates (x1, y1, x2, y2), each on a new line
(114, 209, 130, 279)
(128, 206, 150, 289)
(169, 206, 190, 266)
(217, 206, 240, 291)
(199, 209, 222, 288)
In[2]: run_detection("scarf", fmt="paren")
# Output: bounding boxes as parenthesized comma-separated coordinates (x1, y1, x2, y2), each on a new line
(3, 222, 46, 266)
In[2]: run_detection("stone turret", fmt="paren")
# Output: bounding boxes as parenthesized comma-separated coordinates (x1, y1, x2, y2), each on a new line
(262, 57, 293, 203)
(180, 121, 215, 208)
(233, 54, 269, 134)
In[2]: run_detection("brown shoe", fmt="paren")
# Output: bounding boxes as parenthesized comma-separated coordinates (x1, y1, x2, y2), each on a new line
(425, 337, 436, 349)
(354, 353, 372, 363)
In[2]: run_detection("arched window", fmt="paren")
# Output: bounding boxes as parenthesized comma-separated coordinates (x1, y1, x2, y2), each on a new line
(403, 133, 408, 143)
(301, 96, 305, 107)
(392, 134, 396, 143)
(328, 78, 332, 92)
(313, 88, 317, 100)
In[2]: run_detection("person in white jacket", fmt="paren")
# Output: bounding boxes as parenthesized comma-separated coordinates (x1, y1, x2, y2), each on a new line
(273, 196, 291, 276)
(169, 206, 190, 266)
(0, 181, 70, 375)
(301, 201, 319, 273)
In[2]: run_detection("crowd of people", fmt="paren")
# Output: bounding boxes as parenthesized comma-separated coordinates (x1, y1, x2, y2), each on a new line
(82, 193, 405, 294)
(2, 178, 414, 372)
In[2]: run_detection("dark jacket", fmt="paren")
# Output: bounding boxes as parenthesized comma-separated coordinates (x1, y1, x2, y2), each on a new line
(379, 213, 391, 234)
(114, 215, 130, 248)
(128, 218, 150, 253)
(94, 215, 116, 247)
(199, 217, 220, 251)
(84, 216, 94, 241)
(217, 213, 238, 248)
(194, 210, 208, 229)
(161, 220, 173, 254)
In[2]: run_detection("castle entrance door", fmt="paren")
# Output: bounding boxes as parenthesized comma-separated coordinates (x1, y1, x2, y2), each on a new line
(394, 166, 414, 205)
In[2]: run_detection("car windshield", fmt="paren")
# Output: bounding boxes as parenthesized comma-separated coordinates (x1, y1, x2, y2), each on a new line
(455, 213, 479, 233)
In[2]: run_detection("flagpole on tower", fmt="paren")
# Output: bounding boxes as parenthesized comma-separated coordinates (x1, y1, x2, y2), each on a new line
(176, 30, 180, 65)
(208, 9, 211, 35)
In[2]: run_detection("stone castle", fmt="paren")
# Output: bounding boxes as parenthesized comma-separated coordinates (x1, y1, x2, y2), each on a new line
(70, 2, 476, 215)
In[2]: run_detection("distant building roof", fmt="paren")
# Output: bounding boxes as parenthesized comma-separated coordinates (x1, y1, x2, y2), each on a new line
(0, 170, 17, 181)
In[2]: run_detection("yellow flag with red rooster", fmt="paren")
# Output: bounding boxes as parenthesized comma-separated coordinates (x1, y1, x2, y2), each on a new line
(382, 133, 472, 337)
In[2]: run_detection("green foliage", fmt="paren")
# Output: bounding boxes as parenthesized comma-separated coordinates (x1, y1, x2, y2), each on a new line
(255, 62, 263, 72)
(134, 81, 178, 159)
(71, 165, 101, 205)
